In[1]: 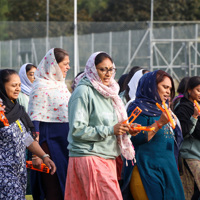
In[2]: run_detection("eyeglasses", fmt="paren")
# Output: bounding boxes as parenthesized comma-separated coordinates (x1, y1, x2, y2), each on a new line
(96, 68, 117, 75)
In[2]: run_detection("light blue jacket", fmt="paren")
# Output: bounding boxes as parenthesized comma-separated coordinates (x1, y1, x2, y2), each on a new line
(67, 77, 120, 159)
(17, 92, 29, 112)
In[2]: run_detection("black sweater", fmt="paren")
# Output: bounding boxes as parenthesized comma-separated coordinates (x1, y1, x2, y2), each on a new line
(174, 97, 200, 140)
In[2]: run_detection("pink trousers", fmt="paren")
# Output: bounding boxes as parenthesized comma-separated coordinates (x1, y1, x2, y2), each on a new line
(64, 156, 123, 200)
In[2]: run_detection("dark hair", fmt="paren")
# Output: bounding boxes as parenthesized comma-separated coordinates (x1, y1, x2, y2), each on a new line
(118, 74, 128, 94)
(122, 66, 142, 92)
(0, 69, 18, 85)
(156, 70, 175, 99)
(71, 71, 84, 91)
(177, 77, 190, 94)
(95, 52, 113, 66)
(186, 76, 200, 93)
(124, 67, 149, 101)
(0, 69, 18, 97)
(54, 48, 69, 64)
(26, 64, 37, 73)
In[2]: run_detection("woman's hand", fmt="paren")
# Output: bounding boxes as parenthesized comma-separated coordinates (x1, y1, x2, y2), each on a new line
(0, 98, 5, 111)
(114, 122, 129, 135)
(128, 123, 141, 136)
(32, 157, 43, 169)
(43, 157, 56, 175)
(193, 102, 200, 119)
(28, 141, 56, 175)
(157, 110, 169, 127)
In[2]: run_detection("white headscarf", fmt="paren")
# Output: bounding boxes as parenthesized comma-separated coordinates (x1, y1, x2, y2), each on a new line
(76, 52, 135, 161)
(125, 69, 144, 110)
(19, 63, 34, 96)
(28, 48, 71, 122)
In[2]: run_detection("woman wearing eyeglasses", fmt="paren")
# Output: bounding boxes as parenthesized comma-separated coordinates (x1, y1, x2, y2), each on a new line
(64, 52, 139, 200)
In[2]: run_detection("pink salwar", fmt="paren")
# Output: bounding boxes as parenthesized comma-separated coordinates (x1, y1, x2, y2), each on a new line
(64, 156, 123, 200)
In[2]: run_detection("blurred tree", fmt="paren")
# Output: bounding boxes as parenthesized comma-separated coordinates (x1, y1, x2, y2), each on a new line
(4, 0, 200, 22)
(183, 0, 200, 20)
(2, 0, 110, 39)
(4, 0, 92, 39)
(2, 0, 200, 40)
(5, 0, 93, 21)
(93, 0, 150, 21)
(0, 0, 9, 39)
(77, 0, 108, 18)
(93, 0, 200, 21)
(5, 0, 45, 21)
(0, 0, 8, 20)
(154, 0, 200, 21)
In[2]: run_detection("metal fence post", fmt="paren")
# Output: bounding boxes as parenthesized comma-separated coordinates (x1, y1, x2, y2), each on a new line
(60, 36, 63, 48)
(10, 40, 12, 68)
(18, 40, 20, 67)
(170, 26, 174, 76)
(195, 24, 198, 75)
(128, 30, 131, 63)
(91, 33, 94, 54)
(109, 32, 112, 57)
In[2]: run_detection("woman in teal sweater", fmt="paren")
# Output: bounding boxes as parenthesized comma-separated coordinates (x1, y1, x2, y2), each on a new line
(65, 52, 138, 200)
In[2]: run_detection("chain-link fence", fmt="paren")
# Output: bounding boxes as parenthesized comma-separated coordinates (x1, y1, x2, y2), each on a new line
(0, 21, 200, 81)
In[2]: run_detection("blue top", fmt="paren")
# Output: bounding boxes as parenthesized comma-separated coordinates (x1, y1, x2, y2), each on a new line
(122, 70, 184, 200)
(0, 120, 32, 200)
(31, 121, 69, 200)
(122, 114, 184, 200)
(127, 70, 182, 166)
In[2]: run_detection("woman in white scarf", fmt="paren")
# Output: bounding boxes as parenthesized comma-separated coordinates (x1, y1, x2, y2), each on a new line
(125, 69, 149, 110)
(28, 48, 71, 200)
(17, 63, 36, 112)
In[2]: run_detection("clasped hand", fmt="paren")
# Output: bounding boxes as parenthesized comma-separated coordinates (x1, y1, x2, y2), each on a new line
(32, 157, 56, 175)
(114, 122, 140, 136)
(159, 108, 177, 128)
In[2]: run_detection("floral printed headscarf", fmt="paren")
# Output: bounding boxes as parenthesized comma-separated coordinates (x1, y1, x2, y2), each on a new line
(76, 52, 135, 162)
(28, 48, 71, 122)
